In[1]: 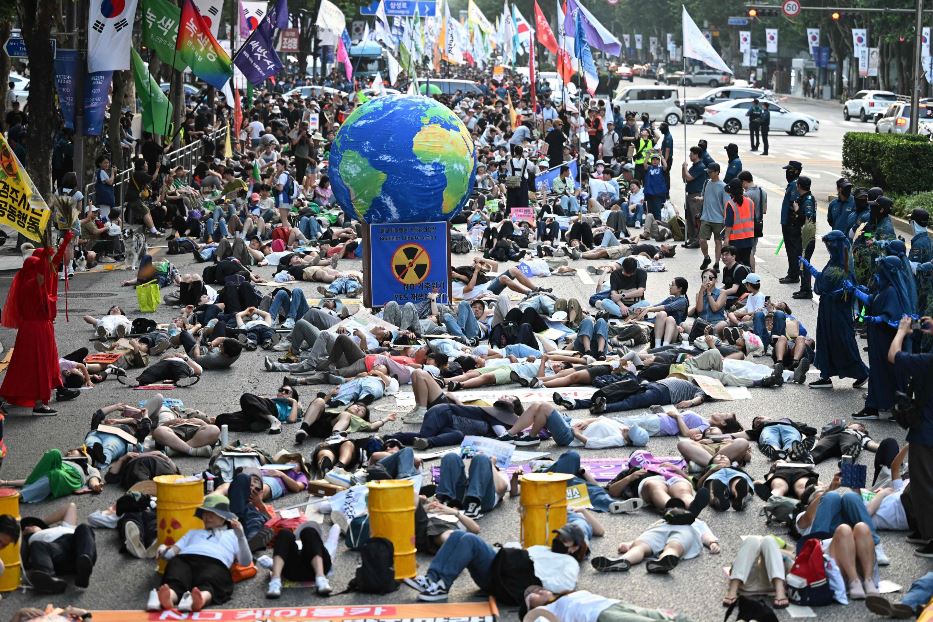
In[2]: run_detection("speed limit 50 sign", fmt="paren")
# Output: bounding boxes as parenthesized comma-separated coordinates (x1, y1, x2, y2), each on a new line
(782, 0, 801, 17)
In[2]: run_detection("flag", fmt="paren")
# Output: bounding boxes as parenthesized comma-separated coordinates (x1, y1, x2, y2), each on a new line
(634, 34, 642, 50)
(233, 86, 243, 139)
(240, 0, 267, 37)
(681, 5, 732, 74)
(316, 0, 347, 37)
(573, 9, 597, 95)
(507, 92, 517, 128)
(374, 0, 396, 49)
(370, 72, 385, 94)
(806, 28, 820, 56)
(142, 0, 185, 69)
(852, 29, 868, 77)
(386, 49, 401, 83)
(252, 159, 261, 181)
(739, 30, 750, 53)
(88, 0, 139, 72)
(234, 11, 284, 84)
(0, 132, 50, 242)
(511, 4, 532, 54)
(193, 0, 224, 37)
(563, 0, 620, 56)
(337, 29, 353, 81)
(533, 0, 558, 55)
(224, 122, 233, 157)
(529, 36, 536, 112)
(766, 28, 778, 54)
(131, 48, 173, 136)
(555, 0, 575, 83)
(267, 0, 289, 30)
(177, 0, 234, 89)
(469, 0, 495, 34)
(502, 1, 515, 65)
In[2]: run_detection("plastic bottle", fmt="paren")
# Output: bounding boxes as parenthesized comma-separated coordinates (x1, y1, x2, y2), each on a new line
(203, 471, 215, 493)
(221, 424, 229, 446)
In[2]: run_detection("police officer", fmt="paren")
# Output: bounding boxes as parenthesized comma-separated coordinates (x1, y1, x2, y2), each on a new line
(793, 176, 817, 300)
(746, 98, 763, 152)
(827, 178, 854, 232)
(759, 102, 772, 156)
(779, 161, 802, 285)
(909, 208, 932, 265)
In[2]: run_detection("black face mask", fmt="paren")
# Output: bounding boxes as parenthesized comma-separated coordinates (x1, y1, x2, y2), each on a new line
(786, 170, 799, 183)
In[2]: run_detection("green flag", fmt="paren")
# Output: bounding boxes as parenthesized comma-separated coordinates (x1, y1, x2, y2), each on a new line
(141, 0, 185, 70)
(131, 48, 173, 137)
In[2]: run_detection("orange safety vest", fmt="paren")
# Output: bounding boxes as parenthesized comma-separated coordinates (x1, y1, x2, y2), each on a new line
(727, 197, 755, 241)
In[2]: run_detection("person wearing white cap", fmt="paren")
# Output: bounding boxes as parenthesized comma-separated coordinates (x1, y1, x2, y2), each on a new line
(725, 272, 767, 328)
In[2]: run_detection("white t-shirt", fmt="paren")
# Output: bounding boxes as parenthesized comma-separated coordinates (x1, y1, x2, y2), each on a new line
(572, 417, 627, 449)
(539, 590, 619, 622)
(452, 280, 491, 301)
(176, 528, 244, 567)
(248, 120, 265, 139)
(29, 522, 77, 544)
(873, 479, 908, 531)
(742, 293, 766, 313)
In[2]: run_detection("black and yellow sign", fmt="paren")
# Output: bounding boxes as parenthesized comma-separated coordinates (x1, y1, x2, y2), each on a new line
(392, 242, 431, 285)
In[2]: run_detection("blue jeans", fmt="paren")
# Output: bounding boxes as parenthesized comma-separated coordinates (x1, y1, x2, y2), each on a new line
(228, 472, 272, 539)
(84, 431, 134, 467)
(407, 408, 489, 448)
(503, 344, 542, 358)
(21, 476, 52, 503)
(545, 410, 575, 446)
(437, 453, 497, 510)
(547, 450, 612, 512)
(574, 384, 669, 413)
(377, 447, 420, 479)
(298, 215, 321, 240)
(809, 490, 880, 544)
(443, 301, 480, 339)
(560, 195, 581, 215)
(326, 277, 362, 296)
(752, 310, 786, 349)
(572, 316, 609, 354)
(268, 288, 310, 321)
(901, 571, 933, 610)
(646, 195, 664, 220)
(426, 530, 497, 590)
(599, 229, 621, 248)
(331, 377, 383, 406)
(599, 298, 650, 318)
(429, 338, 464, 357)
(758, 424, 801, 450)
(205, 210, 229, 240)
(626, 204, 645, 227)
(538, 219, 560, 242)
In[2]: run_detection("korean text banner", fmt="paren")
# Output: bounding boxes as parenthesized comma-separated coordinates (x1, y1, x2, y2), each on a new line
(0, 133, 51, 242)
(83, 71, 114, 136)
(142, 0, 186, 70)
(370, 222, 449, 307)
(54, 49, 81, 130)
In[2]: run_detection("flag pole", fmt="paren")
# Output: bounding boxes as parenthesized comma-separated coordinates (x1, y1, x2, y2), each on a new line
(681, 54, 687, 168)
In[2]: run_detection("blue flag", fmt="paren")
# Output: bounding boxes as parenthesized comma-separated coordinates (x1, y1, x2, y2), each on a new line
(267, 0, 289, 30)
(233, 16, 284, 85)
(574, 10, 598, 95)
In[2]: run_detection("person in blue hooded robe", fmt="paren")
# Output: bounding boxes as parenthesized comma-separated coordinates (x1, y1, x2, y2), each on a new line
(848, 255, 918, 419)
(801, 231, 868, 389)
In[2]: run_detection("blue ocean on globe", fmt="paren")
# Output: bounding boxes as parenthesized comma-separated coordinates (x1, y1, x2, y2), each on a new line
(329, 95, 477, 224)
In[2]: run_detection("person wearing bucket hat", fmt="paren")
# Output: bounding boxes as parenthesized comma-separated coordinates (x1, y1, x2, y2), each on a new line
(828, 178, 855, 233)
(150, 493, 251, 612)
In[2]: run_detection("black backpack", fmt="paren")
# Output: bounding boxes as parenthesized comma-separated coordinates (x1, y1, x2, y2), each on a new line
(592, 376, 645, 403)
(345, 538, 399, 594)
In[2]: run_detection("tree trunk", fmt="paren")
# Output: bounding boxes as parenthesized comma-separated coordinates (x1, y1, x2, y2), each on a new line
(0, 20, 11, 119)
(18, 0, 56, 198)
(108, 69, 129, 172)
(171, 69, 184, 148)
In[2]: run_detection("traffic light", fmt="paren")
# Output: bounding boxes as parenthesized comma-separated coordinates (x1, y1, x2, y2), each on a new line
(831, 11, 841, 20)
(747, 6, 780, 18)
(748, 8, 758, 17)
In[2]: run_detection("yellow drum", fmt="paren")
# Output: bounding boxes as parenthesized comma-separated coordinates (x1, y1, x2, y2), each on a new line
(0, 488, 20, 591)
(519, 473, 572, 548)
(367, 479, 416, 579)
(155, 475, 204, 573)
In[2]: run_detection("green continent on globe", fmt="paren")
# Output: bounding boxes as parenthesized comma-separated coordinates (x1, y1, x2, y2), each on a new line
(338, 149, 387, 220)
(412, 123, 475, 214)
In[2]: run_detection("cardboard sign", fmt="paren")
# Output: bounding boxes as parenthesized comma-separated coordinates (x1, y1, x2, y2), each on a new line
(510, 206, 535, 224)
(461, 435, 515, 468)
(566, 483, 592, 509)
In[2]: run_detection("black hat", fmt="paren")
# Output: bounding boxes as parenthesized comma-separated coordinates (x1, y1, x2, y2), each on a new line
(910, 208, 930, 227)
(868, 187, 884, 202)
(875, 196, 894, 211)
(854, 187, 869, 200)
(782, 160, 802, 170)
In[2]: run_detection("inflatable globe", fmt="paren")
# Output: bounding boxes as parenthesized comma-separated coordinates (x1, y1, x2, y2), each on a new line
(329, 95, 477, 224)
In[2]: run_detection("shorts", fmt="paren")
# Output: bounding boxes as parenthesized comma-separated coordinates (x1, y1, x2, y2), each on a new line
(127, 200, 150, 217)
(169, 423, 200, 442)
(476, 365, 513, 385)
(637, 474, 689, 498)
(699, 220, 724, 240)
(605, 246, 626, 260)
(486, 271, 509, 295)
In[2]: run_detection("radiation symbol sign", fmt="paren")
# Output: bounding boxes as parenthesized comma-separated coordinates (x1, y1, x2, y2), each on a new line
(392, 243, 431, 286)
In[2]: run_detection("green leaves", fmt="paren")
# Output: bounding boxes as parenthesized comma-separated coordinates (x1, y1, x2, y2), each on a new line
(842, 131, 933, 195)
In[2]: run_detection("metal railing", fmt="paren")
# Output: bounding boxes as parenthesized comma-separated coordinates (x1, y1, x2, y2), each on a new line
(84, 127, 227, 205)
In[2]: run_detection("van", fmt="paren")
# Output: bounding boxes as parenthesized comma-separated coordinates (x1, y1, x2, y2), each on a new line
(612, 85, 682, 125)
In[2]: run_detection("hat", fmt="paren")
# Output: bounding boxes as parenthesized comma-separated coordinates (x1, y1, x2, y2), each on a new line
(89, 204, 100, 212)
(627, 424, 649, 447)
(250, 192, 260, 201)
(606, 120, 615, 125)
(742, 272, 761, 285)
(650, 152, 661, 160)
(312, 133, 326, 141)
(782, 160, 802, 170)
(854, 187, 869, 200)
(622, 162, 635, 171)
(724, 143, 738, 152)
(742, 331, 764, 357)
(538, 159, 550, 168)
(910, 208, 930, 227)
(868, 187, 884, 202)
(552, 522, 588, 547)
(875, 196, 894, 211)
(195, 493, 238, 522)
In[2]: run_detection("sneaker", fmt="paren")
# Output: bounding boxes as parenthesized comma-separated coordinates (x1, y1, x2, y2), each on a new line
(906, 532, 928, 544)
(147, 589, 161, 611)
(282, 318, 296, 330)
(496, 433, 518, 443)
(553, 392, 575, 409)
(586, 265, 603, 275)
(914, 541, 933, 558)
(403, 575, 433, 593)
(315, 576, 332, 595)
(189, 445, 213, 457)
(808, 377, 833, 389)
(646, 555, 679, 574)
(700, 255, 711, 270)
(591, 556, 630, 572)
(608, 498, 645, 514)
(792, 290, 813, 299)
(177, 591, 193, 612)
(124, 521, 148, 558)
(74, 554, 93, 588)
(853, 376, 868, 389)
(793, 358, 810, 384)
(295, 424, 310, 446)
(266, 577, 282, 599)
(509, 370, 530, 387)
(417, 578, 449, 602)
(865, 595, 917, 619)
(325, 467, 352, 488)
(875, 543, 890, 566)
(528, 377, 543, 389)
(462, 499, 484, 519)
(413, 437, 431, 450)
(272, 340, 292, 352)
(28, 570, 67, 594)
(248, 526, 275, 552)
(853, 409, 881, 421)
(511, 434, 541, 447)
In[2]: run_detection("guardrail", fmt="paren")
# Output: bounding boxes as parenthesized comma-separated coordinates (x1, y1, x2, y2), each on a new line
(84, 126, 226, 205)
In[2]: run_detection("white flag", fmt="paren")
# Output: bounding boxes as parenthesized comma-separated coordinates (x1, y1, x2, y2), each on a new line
(681, 5, 732, 74)
(622, 34, 630, 48)
(386, 50, 401, 84)
(316, 0, 348, 37)
(374, 0, 397, 50)
(765, 28, 778, 54)
(852, 28, 868, 77)
(923, 27, 930, 59)
(649, 36, 657, 55)
(806, 28, 820, 56)
(194, 0, 225, 37)
(634, 34, 642, 50)
(739, 30, 750, 53)
(87, 0, 139, 72)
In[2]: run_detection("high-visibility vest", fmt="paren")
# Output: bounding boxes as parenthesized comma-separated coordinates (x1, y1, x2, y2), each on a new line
(727, 196, 756, 241)
(634, 138, 652, 165)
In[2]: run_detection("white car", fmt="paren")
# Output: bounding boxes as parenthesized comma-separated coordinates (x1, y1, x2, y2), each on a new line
(843, 90, 898, 122)
(284, 85, 347, 100)
(702, 98, 819, 136)
(613, 85, 682, 125)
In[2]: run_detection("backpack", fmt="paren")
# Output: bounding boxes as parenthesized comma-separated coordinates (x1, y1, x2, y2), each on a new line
(592, 376, 644, 403)
(668, 215, 686, 241)
(451, 232, 472, 254)
(760, 495, 798, 528)
(487, 546, 539, 606)
(345, 538, 399, 594)
(344, 515, 371, 550)
(787, 538, 834, 606)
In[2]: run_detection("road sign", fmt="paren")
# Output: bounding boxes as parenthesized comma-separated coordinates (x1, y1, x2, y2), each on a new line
(4, 32, 56, 59)
(782, 0, 801, 18)
(727, 17, 750, 26)
(360, 0, 436, 17)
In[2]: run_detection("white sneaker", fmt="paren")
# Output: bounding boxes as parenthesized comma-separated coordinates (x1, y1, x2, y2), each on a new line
(315, 575, 332, 595)
(177, 591, 193, 612)
(282, 318, 296, 330)
(272, 340, 292, 352)
(124, 521, 147, 558)
(256, 555, 274, 569)
(325, 467, 352, 488)
(146, 589, 161, 611)
(266, 577, 282, 599)
(402, 406, 426, 424)
(875, 543, 890, 566)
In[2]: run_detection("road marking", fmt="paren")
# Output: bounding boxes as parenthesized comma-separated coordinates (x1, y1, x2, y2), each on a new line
(578, 270, 594, 285)
(819, 151, 839, 160)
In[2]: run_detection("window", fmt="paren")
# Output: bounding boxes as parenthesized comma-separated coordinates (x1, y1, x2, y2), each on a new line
(853, 92, 866, 100)
(733, 102, 753, 109)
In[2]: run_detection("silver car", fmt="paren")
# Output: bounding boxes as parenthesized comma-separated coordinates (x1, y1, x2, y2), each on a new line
(875, 102, 933, 134)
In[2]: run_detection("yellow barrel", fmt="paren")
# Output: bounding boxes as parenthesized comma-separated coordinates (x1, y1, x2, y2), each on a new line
(155, 475, 204, 573)
(519, 473, 573, 548)
(367, 479, 416, 579)
(0, 488, 21, 592)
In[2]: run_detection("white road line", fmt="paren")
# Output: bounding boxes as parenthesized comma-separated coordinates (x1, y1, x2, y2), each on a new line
(819, 151, 839, 160)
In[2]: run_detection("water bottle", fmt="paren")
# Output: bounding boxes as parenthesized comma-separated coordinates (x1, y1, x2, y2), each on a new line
(221, 424, 229, 446)
(203, 471, 215, 493)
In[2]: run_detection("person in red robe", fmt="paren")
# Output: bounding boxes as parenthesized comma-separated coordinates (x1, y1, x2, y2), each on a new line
(0, 231, 78, 414)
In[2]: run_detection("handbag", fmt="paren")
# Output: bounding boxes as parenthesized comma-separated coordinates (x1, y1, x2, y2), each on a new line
(132, 175, 151, 200)
(231, 562, 257, 583)
(136, 280, 161, 313)
(504, 159, 525, 188)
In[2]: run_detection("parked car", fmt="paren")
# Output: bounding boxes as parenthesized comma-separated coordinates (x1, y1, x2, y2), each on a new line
(874, 102, 933, 134)
(613, 85, 682, 125)
(615, 64, 634, 81)
(681, 86, 772, 124)
(420, 79, 486, 96)
(702, 99, 819, 136)
(843, 90, 898, 122)
(667, 68, 733, 87)
(283, 85, 348, 99)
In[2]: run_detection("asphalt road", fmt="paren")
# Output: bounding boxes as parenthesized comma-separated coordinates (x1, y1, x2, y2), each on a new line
(0, 92, 927, 620)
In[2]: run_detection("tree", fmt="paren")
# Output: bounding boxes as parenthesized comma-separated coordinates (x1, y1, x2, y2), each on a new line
(17, 0, 56, 197)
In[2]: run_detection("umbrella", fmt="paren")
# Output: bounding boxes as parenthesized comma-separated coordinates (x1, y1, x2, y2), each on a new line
(419, 83, 442, 95)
